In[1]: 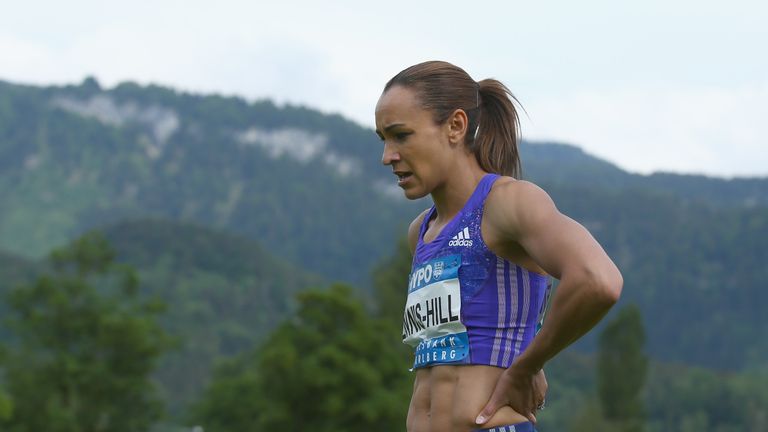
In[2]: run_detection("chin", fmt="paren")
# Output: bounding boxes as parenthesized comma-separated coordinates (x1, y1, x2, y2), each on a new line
(402, 187, 429, 200)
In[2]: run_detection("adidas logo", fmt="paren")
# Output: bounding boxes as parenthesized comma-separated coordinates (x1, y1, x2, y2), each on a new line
(448, 227, 473, 247)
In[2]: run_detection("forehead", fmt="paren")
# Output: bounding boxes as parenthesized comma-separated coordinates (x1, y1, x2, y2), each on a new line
(375, 85, 431, 128)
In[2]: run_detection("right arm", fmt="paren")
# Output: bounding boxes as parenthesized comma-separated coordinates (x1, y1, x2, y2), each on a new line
(407, 208, 431, 256)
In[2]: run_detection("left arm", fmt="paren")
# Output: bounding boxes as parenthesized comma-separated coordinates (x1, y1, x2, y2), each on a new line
(477, 180, 623, 424)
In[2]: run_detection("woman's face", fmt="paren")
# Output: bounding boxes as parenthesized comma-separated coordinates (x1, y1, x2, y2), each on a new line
(375, 85, 454, 200)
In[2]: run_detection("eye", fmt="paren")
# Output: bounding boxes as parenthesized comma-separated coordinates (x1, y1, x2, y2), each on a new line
(395, 132, 411, 142)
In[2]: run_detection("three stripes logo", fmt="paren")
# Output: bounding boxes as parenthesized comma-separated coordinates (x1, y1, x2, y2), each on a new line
(448, 226, 473, 247)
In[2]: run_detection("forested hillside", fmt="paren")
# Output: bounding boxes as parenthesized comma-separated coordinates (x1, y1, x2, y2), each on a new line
(0, 220, 324, 417)
(544, 182, 768, 368)
(0, 78, 422, 284)
(103, 220, 326, 414)
(523, 142, 768, 208)
(0, 251, 37, 341)
(0, 76, 766, 424)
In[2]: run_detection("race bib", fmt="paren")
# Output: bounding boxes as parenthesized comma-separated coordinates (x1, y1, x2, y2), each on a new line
(402, 255, 469, 368)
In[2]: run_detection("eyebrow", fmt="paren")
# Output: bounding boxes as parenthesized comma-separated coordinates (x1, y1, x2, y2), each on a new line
(375, 123, 406, 137)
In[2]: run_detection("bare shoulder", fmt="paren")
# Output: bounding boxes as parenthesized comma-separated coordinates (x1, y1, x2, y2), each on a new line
(485, 177, 621, 285)
(484, 178, 558, 238)
(407, 207, 432, 255)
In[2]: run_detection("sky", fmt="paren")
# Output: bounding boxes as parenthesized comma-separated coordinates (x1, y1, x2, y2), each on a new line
(1, 0, 766, 177)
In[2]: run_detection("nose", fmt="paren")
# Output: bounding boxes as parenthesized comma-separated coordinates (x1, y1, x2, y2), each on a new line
(381, 141, 400, 166)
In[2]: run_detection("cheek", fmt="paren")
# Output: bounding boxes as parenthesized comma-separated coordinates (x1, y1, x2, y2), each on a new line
(405, 136, 445, 175)
(409, 143, 438, 166)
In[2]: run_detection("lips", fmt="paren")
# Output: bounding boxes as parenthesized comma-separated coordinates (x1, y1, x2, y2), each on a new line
(393, 171, 413, 186)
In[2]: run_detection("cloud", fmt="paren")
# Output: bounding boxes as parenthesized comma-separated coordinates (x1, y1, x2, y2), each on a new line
(2, 1, 767, 177)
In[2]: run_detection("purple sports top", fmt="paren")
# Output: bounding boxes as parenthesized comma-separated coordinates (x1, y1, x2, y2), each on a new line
(402, 174, 552, 370)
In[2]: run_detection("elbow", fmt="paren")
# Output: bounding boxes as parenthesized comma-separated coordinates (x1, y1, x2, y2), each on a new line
(562, 261, 623, 308)
(575, 263, 622, 307)
(596, 265, 623, 306)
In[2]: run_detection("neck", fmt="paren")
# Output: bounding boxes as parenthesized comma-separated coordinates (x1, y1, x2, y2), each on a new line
(430, 155, 487, 223)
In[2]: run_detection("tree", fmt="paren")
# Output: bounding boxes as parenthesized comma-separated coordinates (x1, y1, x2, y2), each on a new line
(0, 232, 172, 432)
(191, 284, 412, 432)
(597, 304, 648, 431)
(371, 237, 412, 325)
(0, 387, 11, 422)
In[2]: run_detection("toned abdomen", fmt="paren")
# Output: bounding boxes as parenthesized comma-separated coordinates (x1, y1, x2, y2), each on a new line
(407, 365, 529, 432)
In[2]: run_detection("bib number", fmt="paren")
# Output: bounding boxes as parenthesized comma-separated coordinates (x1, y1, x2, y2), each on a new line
(402, 255, 469, 368)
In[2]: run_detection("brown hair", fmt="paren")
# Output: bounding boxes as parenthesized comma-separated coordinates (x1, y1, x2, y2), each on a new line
(384, 60, 523, 178)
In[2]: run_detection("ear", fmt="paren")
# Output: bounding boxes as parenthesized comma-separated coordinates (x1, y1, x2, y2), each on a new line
(445, 109, 469, 146)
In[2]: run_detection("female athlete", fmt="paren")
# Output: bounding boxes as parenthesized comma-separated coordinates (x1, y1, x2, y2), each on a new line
(374, 61, 623, 432)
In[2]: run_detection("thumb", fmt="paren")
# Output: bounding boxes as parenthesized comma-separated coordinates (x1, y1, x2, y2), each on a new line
(475, 398, 502, 425)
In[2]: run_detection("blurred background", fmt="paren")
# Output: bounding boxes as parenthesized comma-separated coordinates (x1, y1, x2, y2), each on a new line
(0, 1, 766, 431)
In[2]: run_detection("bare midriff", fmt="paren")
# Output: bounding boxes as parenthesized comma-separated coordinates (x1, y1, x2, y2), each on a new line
(407, 365, 529, 432)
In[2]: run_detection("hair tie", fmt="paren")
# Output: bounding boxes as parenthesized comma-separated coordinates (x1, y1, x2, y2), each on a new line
(473, 82, 481, 139)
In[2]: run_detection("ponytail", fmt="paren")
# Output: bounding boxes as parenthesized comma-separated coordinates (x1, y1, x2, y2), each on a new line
(472, 79, 523, 178)
(384, 61, 523, 178)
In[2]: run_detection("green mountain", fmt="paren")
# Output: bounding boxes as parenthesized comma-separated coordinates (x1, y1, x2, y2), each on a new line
(522, 141, 768, 208)
(0, 77, 766, 373)
(0, 251, 37, 341)
(101, 219, 324, 415)
(0, 220, 324, 417)
(0, 78, 422, 284)
(547, 183, 768, 368)
(0, 250, 36, 285)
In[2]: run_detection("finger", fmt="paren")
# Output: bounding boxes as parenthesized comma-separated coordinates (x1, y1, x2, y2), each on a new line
(475, 397, 502, 425)
(526, 396, 538, 424)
